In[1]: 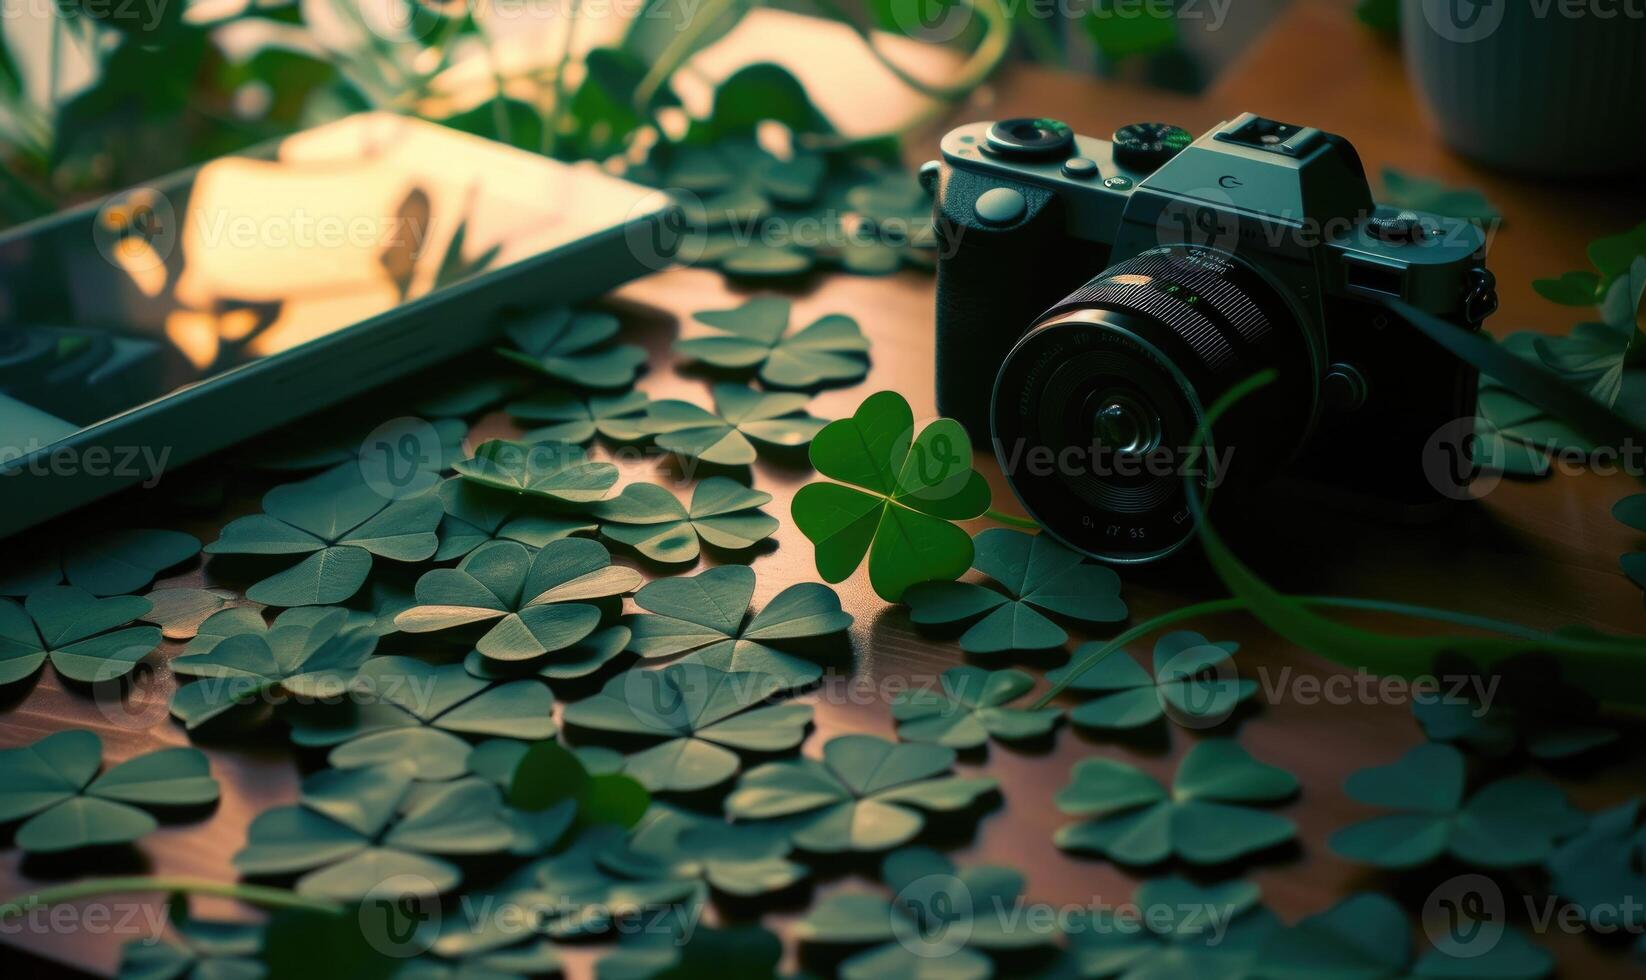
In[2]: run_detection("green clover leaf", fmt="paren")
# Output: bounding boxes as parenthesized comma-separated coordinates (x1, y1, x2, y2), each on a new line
(434, 477, 597, 562)
(207, 466, 442, 607)
(903, 529, 1126, 653)
(1413, 654, 1618, 760)
(625, 564, 853, 692)
(676, 296, 870, 389)
(0, 730, 219, 853)
(1061, 876, 1276, 980)
(1054, 739, 1298, 865)
(496, 308, 647, 390)
(891, 666, 1061, 748)
(285, 656, 555, 780)
(0, 586, 158, 685)
(0, 527, 199, 597)
(1547, 799, 1646, 956)
(234, 766, 511, 900)
(462, 625, 633, 683)
(460, 741, 622, 855)
(250, 411, 468, 495)
(792, 391, 991, 601)
(565, 664, 811, 793)
(139, 587, 237, 640)
(725, 733, 998, 853)
(642, 383, 825, 465)
(412, 369, 532, 420)
(452, 439, 620, 504)
(591, 478, 777, 564)
(1328, 742, 1585, 869)
(505, 741, 653, 838)
(397, 940, 560, 980)
(507, 389, 652, 444)
(117, 901, 266, 980)
(597, 925, 783, 980)
(595, 802, 807, 898)
(169, 607, 377, 730)
(396, 539, 641, 663)
(794, 891, 992, 980)
(1046, 631, 1256, 730)
(1258, 892, 1410, 979)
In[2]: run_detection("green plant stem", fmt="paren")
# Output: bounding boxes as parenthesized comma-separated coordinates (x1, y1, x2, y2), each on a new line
(633, 0, 741, 112)
(0, 878, 339, 921)
(984, 507, 1039, 530)
(1030, 593, 1608, 709)
(808, 0, 1015, 102)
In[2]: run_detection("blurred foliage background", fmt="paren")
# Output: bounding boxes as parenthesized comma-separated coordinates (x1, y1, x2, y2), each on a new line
(0, 0, 1301, 230)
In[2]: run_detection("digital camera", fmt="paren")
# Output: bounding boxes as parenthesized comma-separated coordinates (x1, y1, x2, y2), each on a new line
(925, 114, 1498, 563)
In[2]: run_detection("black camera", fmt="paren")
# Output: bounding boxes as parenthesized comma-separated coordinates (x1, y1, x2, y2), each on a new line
(926, 114, 1498, 563)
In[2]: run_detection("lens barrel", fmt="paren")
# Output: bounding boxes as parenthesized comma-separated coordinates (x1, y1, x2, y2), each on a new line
(990, 246, 1319, 562)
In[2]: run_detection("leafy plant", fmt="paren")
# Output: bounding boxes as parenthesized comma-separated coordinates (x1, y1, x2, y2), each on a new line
(117, 900, 266, 980)
(206, 467, 442, 607)
(596, 802, 808, 898)
(0, 730, 218, 853)
(564, 664, 810, 793)
(452, 439, 619, 504)
(1054, 739, 1297, 865)
(507, 389, 652, 444)
(1412, 654, 1618, 760)
(170, 607, 377, 730)
(1046, 630, 1255, 730)
(1061, 876, 1277, 979)
(902, 528, 1126, 653)
(433, 477, 597, 562)
(676, 296, 870, 389)
(496, 309, 647, 390)
(234, 766, 511, 900)
(724, 733, 998, 853)
(795, 848, 1053, 978)
(1546, 799, 1646, 958)
(0, 586, 159, 686)
(395, 538, 641, 663)
(642, 383, 826, 466)
(792, 391, 992, 601)
(891, 666, 1061, 748)
(0, 528, 200, 597)
(592, 478, 777, 564)
(1328, 742, 1585, 868)
(287, 657, 556, 781)
(626, 564, 853, 692)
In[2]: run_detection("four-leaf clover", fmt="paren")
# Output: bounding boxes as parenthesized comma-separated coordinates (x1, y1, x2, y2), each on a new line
(676, 296, 870, 388)
(592, 478, 777, 564)
(891, 666, 1061, 748)
(903, 529, 1126, 653)
(207, 466, 442, 607)
(396, 539, 641, 663)
(0, 730, 219, 853)
(1047, 631, 1255, 730)
(625, 564, 853, 692)
(643, 383, 825, 465)
(0, 528, 199, 598)
(234, 765, 511, 899)
(564, 664, 811, 792)
(792, 391, 990, 601)
(725, 734, 998, 853)
(1055, 739, 1298, 865)
(0, 587, 159, 685)
(496, 308, 647, 389)
(1328, 742, 1585, 869)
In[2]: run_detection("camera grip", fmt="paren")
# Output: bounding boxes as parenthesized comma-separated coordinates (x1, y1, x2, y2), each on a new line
(934, 175, 1069, 442)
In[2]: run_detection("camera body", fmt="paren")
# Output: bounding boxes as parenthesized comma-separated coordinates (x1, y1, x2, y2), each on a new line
(927, 114, 1497, 562)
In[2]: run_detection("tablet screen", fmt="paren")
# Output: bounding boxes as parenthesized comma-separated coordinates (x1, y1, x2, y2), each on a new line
(0, 113, 651, 433)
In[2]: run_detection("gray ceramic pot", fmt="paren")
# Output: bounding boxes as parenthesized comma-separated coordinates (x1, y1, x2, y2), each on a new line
(1402, 0, 1646, 176)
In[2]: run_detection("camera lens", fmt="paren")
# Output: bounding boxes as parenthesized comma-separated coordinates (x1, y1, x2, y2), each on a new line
(990, 245, 1321, 563)
(986, 118, 1075, 158)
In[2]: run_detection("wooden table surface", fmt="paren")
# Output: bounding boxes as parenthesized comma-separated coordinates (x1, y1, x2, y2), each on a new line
(6, 0, 1646, 976)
